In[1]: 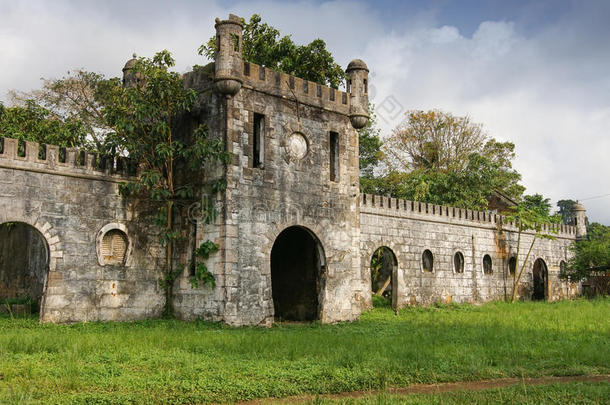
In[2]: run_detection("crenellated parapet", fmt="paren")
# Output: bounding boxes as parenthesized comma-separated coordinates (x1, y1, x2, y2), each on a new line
(360, 193, 577, 239)
(0, 136, 137, 182)
(240, 61, 351, 116)
(210, 14, 367, 126)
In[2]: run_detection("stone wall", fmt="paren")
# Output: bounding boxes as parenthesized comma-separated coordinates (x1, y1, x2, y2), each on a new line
(0, 137, 165, 322)
(360, 194, 579, 308)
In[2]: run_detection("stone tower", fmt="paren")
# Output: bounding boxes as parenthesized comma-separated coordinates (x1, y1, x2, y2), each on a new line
(573, 202, 587, 239)
(213, 14, 244, 96)
(346, 59, 370, 129)
(173, 14, 368, 325)
(122, 54, 138, 88)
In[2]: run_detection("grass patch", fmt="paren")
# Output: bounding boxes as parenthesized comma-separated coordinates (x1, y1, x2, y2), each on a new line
(0, 298, 608, 403)
(308, 382, 610, 404)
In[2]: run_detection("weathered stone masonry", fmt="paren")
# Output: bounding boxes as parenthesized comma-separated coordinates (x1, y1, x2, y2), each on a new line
(0, 14, 582, 325)
(0, 138, 165, 322)
(360, 195, 580, 309)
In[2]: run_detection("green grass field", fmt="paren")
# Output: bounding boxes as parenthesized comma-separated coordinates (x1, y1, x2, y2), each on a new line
(307, 382, 610, 404)
(0, 298, 608, 404)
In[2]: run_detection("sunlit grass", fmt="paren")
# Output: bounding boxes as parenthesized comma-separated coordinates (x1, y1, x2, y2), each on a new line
(0, 298, 608, 403)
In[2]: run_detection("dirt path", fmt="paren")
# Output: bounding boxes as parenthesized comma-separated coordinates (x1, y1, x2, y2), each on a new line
(238, 374, 610, 404)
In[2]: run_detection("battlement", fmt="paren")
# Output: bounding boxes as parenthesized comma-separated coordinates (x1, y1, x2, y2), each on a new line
(360, 193, 577, 239)
(240, 61, 351, 116)
(0, 136, 136, 182)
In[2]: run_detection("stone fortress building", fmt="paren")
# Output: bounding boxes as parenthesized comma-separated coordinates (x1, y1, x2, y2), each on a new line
(0, 14, 584, 325)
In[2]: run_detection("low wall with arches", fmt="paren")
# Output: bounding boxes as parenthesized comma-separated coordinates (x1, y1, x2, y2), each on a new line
(0, 137, 165, 322)
(359, 194, 579, 308)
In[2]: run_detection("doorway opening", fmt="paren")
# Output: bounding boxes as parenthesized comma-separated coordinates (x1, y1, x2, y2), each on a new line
(270, 226, 325, 321)
(370, 246, 398, 307)
(0, 222, 49, 314)
(532, 258, 548, 301)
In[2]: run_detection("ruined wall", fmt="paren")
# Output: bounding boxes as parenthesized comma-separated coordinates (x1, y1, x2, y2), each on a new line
(0, 137, 165, 322)
(360, 194, 578, 307)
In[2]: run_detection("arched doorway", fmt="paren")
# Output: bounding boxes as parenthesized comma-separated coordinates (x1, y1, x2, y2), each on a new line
(532, 258, 548, 301)
(270, 226, 325, 321)
(370, 246, 398, 307)
(0, 222, 49, 313)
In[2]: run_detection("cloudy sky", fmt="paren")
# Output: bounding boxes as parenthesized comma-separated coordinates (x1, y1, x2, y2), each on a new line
(1, 0, 609, 224)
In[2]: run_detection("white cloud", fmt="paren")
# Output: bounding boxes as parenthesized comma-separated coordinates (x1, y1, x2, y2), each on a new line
(363, 9, 610, 224)
(0, 0, 608, 224)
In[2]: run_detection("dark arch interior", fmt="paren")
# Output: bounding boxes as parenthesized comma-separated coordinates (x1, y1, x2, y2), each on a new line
(508, 256, 517, 275)
(0, 222, 49, 313)
(270, 226, 324, 321)
(371, 246, 397, 299)
(422, 249, 434, 272)
(454, 252, 464, 273)
(532, 258, 548, 301)
(483, 254, 493, 274)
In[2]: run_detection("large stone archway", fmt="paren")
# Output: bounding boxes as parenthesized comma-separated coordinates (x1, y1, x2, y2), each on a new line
(270, 226, 326, 321)
(370, 246, 398, 308)
(532, 258, 548, 301)
(0, 222, 50, 313)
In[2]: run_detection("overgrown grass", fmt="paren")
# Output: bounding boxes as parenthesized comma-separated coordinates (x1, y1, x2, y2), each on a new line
(0, 298, 608, 404)
(308, 382, 610, 404)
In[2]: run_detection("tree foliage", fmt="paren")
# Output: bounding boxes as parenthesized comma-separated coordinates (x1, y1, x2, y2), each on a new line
(557, 199, 577, 225)
(0, 100, 87, 148)
(521, 194, 554, 218)
(199, 14, 345, 88)
(365, 110, 524, 210)
(384, 110, 487, 172)
(8, 70, 113, 152)
(561, 222, 610, 282)
(359, 104, 383, 181)
(101, 50, 229, 315)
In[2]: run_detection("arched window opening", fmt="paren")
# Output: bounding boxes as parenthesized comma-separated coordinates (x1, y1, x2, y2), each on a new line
(508, 256, 517, 275)
(454, 251, 464, 273)
(101, 230, 128, 265)
(97, 224, 131, 267)
(483, 254, 493, 274)
(422, 249, 434, 272)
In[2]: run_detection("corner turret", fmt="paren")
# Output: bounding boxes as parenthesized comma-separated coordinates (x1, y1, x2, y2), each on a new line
(346, 59, 369, 129)
(214, 14, 244, 96)
(122, 53, 138, 88)
(573, 202, 587, 239)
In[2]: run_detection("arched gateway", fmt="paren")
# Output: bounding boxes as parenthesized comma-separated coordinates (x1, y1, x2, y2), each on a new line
(0, 222, 50, 313)
(532, 258, 548, 301)
(270, 226, 325, 321)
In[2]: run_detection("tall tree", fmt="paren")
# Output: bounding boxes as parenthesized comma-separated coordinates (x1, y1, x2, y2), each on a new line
(199, 14, 345, 88)
(557, 199, 577, 225)
(522, 194, 553, 217)
(8, 70, 113, 152)
(368, 110, 524, 210)
(384, 110, 487, 172)
(102, 50, 229, 316)
(502, 202, 559, 302)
